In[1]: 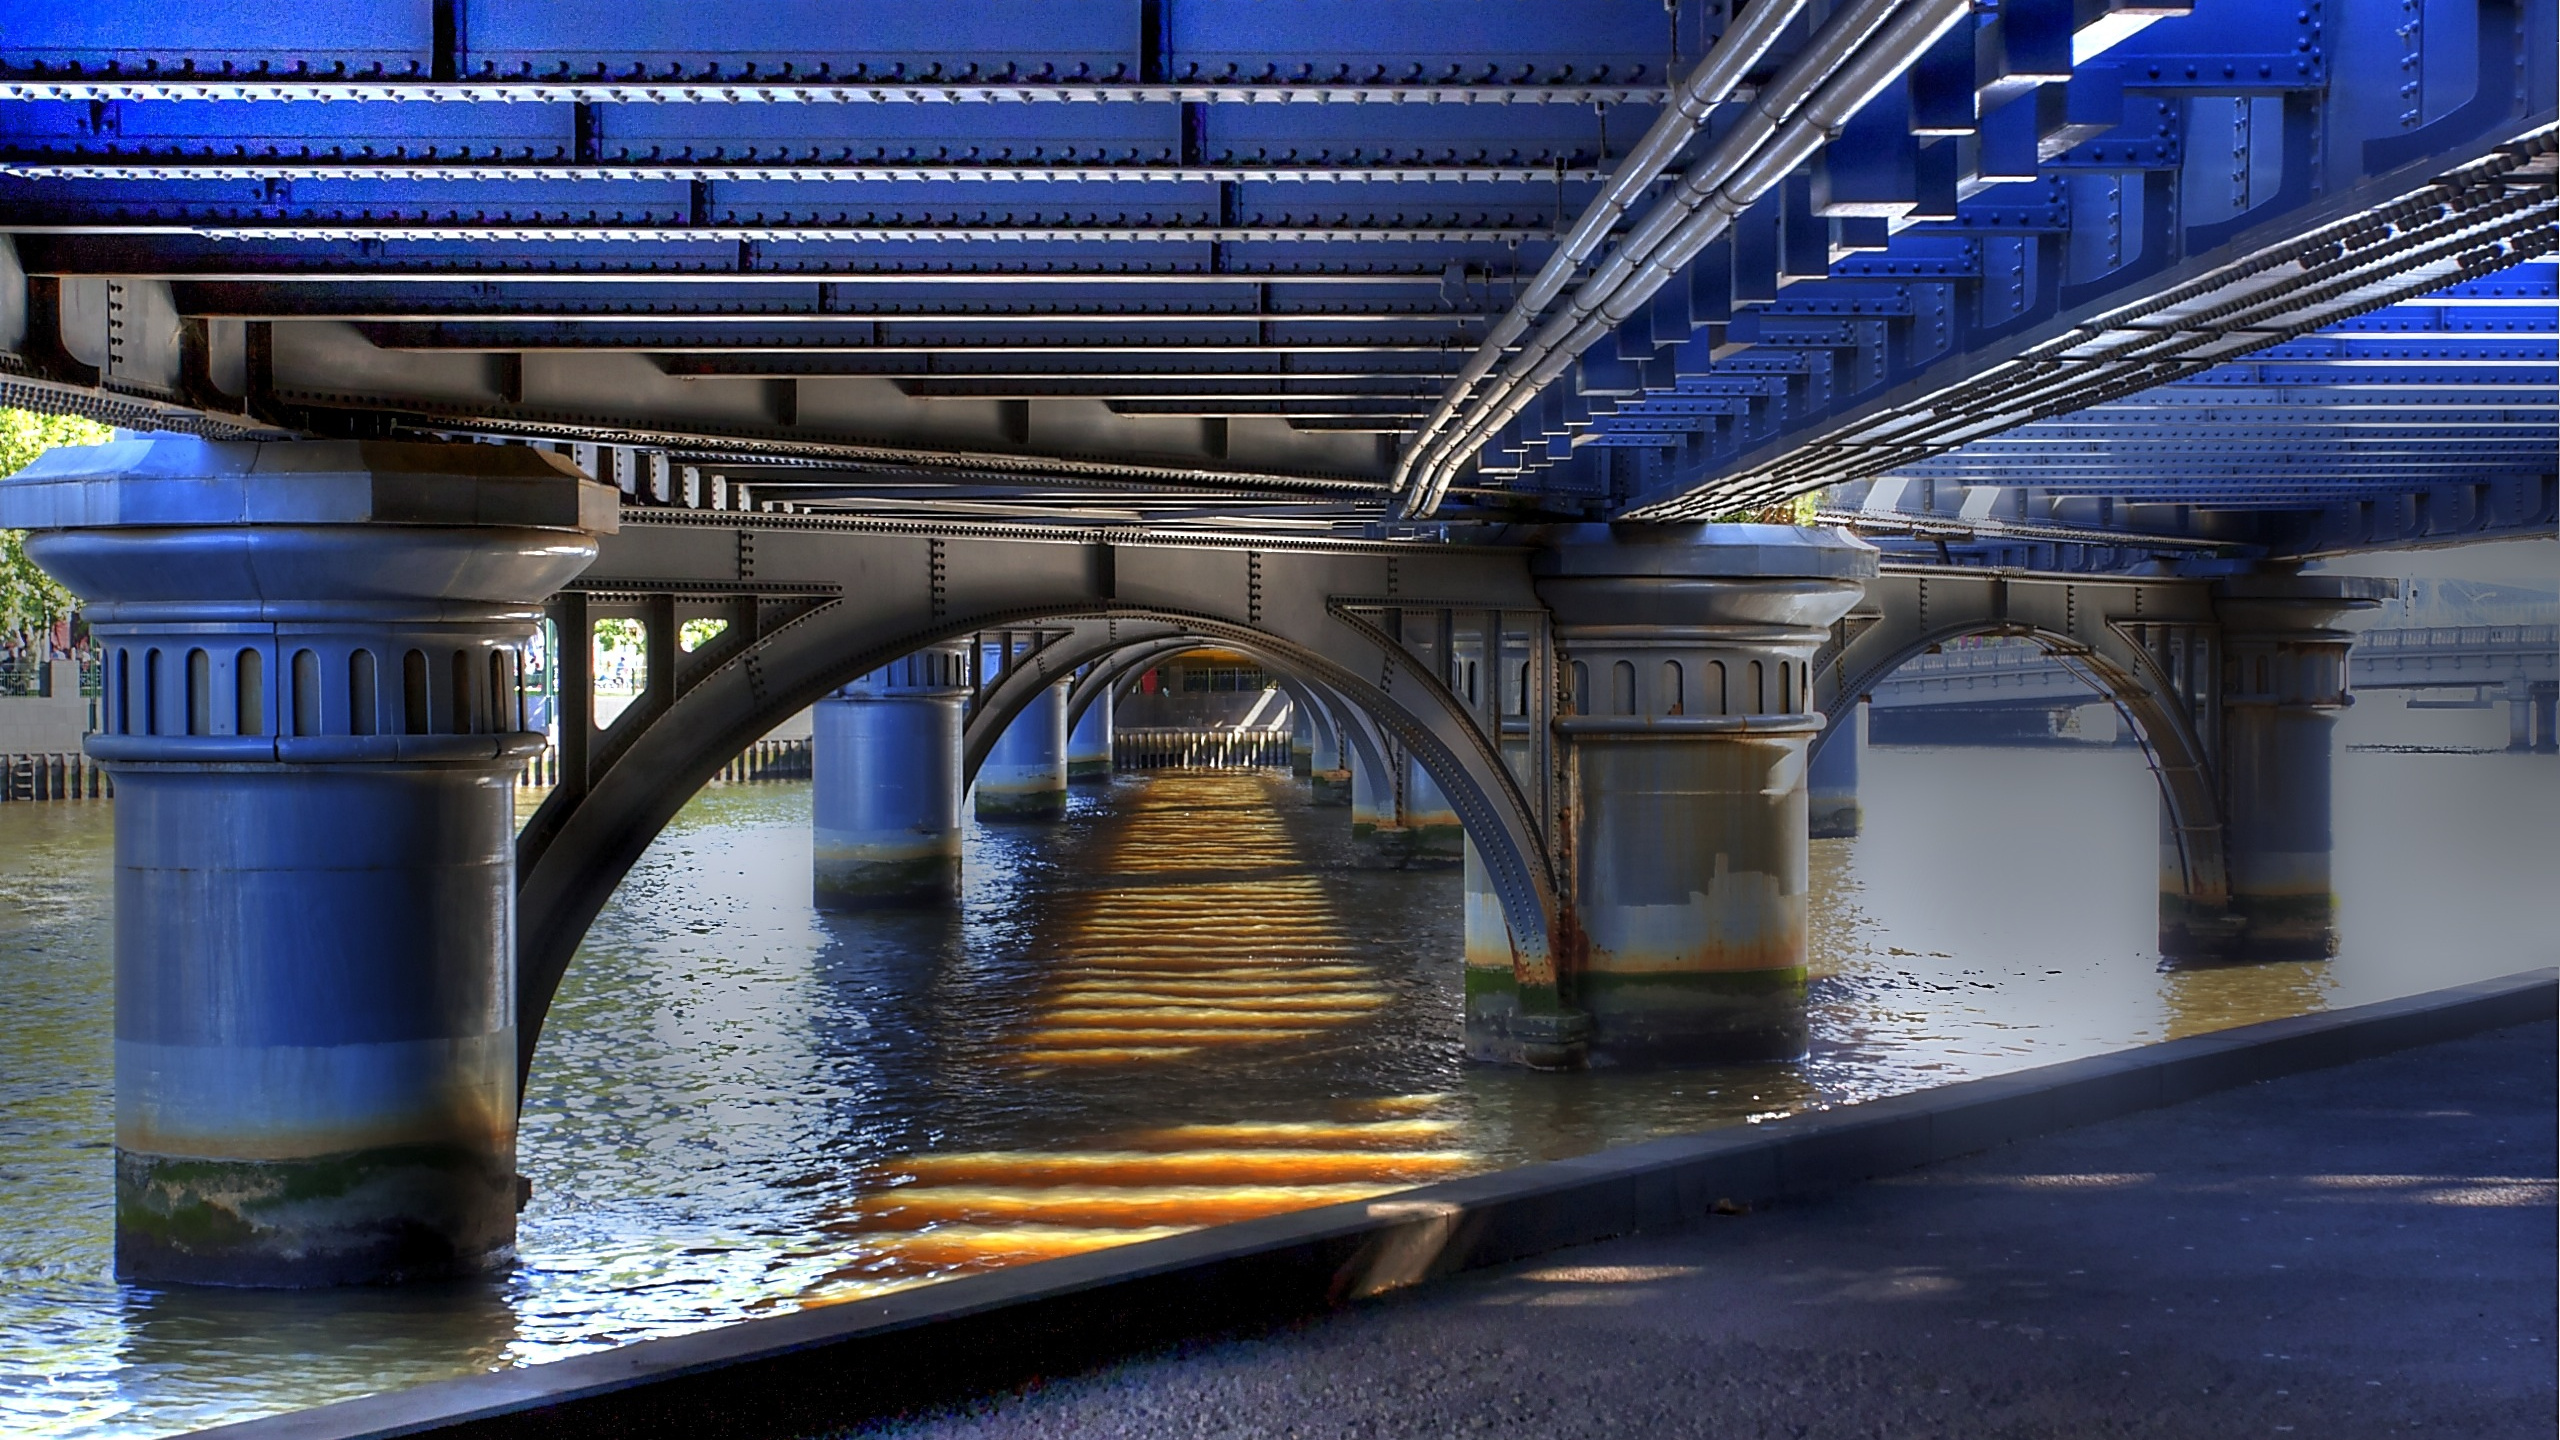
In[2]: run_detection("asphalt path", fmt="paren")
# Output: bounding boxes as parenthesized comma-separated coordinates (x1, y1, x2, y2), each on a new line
(852, 1020, 2558, 1440)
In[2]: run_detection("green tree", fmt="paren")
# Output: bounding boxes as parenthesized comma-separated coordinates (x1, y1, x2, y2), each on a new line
(0, 409, 113, 646)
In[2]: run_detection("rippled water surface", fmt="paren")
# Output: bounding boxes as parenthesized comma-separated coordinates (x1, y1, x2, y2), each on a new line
(1, 738, 2549, 1436)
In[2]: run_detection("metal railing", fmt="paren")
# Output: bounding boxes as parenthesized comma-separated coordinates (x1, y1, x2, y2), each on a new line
(1113, 728, 1292, 771)
(2358, 624, 2557, 652)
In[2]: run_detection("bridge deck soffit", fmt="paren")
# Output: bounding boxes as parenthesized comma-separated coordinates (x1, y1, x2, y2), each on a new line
(0, 0, 2550, 543)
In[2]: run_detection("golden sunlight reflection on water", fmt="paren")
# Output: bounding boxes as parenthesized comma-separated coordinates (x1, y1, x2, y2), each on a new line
(0, 742, 2549, 1437)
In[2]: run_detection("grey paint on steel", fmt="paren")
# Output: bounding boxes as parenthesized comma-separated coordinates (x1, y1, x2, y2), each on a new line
(514, 516, 1560, 1084)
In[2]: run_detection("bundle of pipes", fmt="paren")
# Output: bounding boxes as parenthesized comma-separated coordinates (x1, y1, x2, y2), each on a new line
(1393, 0, 1975, 515)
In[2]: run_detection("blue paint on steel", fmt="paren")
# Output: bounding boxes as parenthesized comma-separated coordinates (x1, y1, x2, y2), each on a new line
(0, 435, 610, 1286)
(812, 643, 968, 906)
(975, 669, 1068, 821)
(0, 0, 2545, 543)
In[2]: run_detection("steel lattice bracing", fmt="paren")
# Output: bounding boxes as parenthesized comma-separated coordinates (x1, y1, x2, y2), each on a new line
(0, 0, 2551, 553)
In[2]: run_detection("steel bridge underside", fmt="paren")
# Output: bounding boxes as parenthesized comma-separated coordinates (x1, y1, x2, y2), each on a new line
(0, 0, 2551, 561)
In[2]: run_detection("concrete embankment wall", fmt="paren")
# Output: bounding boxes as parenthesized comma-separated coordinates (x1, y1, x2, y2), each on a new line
(196, 969, 2557, 1440)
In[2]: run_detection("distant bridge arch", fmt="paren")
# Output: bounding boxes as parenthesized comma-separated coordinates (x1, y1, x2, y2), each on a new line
(1813, 568, 2231, 911)
(514, 516, 1561, 1084)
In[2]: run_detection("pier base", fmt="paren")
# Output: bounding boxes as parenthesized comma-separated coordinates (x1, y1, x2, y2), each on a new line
(1808, 700, 1863, 839)
(1067, 684, 1113, 783)
(814, 644, 967, 907)
(977, 680, 1068, 821)
(2160, 576, 2385, 964)
(1398, 756, 1465, 865)
(0, 436, 610, 1286)
(1531, 525, 1871, 1066)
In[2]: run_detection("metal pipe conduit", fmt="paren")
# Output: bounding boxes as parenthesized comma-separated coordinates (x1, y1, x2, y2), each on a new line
(1399, 0, 1975, 515)
(1390, 0, 1817, 501)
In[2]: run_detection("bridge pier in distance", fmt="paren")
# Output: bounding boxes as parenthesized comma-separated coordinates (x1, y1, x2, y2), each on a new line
(1530, 526, 1873, 1066)
(977, 678, 1069, 821)
(1287, 699, 1314, 777)
(2161, 576, 2391, 964)
(1308, 702, 1352, 806)
(1808, 700, 1864, 840)
(0, 436, 610, 1286)
(813, 643, 968, 907)
(2502, 676, 2555, 754)
(1067, 682, 1113, 783)
(1398, 754, 1465, 864)
(1349, 740, 1409, 859)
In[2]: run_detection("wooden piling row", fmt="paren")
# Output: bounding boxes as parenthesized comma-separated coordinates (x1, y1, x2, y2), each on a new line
(0, 752, 112, 801)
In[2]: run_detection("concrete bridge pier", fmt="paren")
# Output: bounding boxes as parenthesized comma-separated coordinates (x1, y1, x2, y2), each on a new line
(1067, 680, 1113, 783)
(1532, 526, 1873, 1066)
(1287, 700, 1314, 777)
(1350, 742, 1406, 858)
(2501, 675, 2555, 754)
(1808, 701, 1864, 839)
(813, 643, 969, 907)
(976, 676, 1069, 821)
(0, 436, 610, 1286)
(1399, 755, 1465, 865)
(2162, 576, 2389, 963)
(1308, 699, 1352, 806)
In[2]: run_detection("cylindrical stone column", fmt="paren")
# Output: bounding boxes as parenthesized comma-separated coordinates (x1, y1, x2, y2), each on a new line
(1066, 682, 1113, 783)
(977, 679, 1069, 820)
(1400, 752, 1464, 864)
(2161, 575, 2388, 962)
(813, 642, 967, 907)
(1350, 739, 1406, 860)
(0, 436, 610, 1286)
(1807, 699, 1864, 839)
(1309, 699, 1353, 806)
(1462, 835, 1520, 1019)
(1532, 524, 1873, 1066)
(2506, 677, 2535, 752)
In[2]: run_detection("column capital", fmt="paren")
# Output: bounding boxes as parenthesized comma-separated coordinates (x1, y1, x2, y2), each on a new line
(0, 437, 614, 624)
(1529, 523, 1876, 635)
(2210, 573, 2398, 643)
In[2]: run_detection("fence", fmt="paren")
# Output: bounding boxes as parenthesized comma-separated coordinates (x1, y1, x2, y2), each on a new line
(1113, 728, 1291, 771)
(0, 753, 112, 801)
(518, 735, 812, 789)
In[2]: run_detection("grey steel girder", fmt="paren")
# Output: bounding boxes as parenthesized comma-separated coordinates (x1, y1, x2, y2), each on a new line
(513, 514, 1559, 1081)
(1814, 566, 2231, 906)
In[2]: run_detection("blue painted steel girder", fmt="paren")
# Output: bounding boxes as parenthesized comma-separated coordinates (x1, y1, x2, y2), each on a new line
(0, 0, 2552, 541)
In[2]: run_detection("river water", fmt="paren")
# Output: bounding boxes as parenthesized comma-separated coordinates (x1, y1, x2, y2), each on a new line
(0, 731, 2550, 1437)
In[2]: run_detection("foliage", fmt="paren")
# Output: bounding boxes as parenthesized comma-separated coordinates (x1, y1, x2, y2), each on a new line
(1713, 492, 1824, 526)
(677, 616, 730, 653)
(593, 617, 648, 656)
(0, 409, 113, 643)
